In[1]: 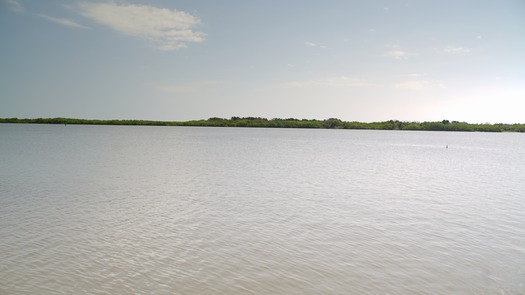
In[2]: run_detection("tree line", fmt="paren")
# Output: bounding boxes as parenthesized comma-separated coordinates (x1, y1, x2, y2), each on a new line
(1, 117, 524, 132)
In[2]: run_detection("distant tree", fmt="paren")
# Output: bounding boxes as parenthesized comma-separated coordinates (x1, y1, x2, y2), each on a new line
(324, 118, 343, 129)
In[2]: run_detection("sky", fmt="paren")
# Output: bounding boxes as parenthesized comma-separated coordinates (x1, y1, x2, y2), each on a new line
(1, 0, 524, 123)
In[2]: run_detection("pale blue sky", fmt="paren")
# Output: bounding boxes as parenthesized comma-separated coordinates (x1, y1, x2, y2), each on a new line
(1, 0, 524, 123)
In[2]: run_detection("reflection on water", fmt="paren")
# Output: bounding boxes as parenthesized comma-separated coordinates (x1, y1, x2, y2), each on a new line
(1, 124, 524, 294)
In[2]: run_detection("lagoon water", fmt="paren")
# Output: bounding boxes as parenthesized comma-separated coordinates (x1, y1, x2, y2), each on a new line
(1, 124, 524, 294)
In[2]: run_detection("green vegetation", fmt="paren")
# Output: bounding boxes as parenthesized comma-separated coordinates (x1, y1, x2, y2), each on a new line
(1, 117, 524, 132)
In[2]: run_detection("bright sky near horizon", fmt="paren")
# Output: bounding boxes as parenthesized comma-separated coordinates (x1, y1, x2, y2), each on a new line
(1, 0, 524, 123)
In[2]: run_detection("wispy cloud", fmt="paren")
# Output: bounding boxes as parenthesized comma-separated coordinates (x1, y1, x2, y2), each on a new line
(285, 74, 444, 91)
(285, 76, 372, 88)
(394, 80, 444, 91)
(38, 14, 89, 29)
(403, 73, 423, 78)
(76, 2, 205, 50)
(442, 46, 471, 54)
(382, 44, 410, 59)
(305, 41, 327, 49)
(383, 50, 408, 59)
(5, 0, 24, 12)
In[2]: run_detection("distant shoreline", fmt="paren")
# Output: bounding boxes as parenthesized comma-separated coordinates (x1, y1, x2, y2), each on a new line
(1, 117, 524, 132)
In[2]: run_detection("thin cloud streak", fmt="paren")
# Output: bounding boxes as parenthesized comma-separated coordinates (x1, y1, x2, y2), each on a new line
(5, 0, 24, 12)
(442, 46, 471, 54)
(285, 76, 373, 88)
(305, 41, 327, 49)
(383, 50, 408, 59)
(394, 80, 445, 91)
(38, 14, 89, 29)
(382, 44, 410, 59)
(284, 76, 445, 91)
(76, 2, 205, 50)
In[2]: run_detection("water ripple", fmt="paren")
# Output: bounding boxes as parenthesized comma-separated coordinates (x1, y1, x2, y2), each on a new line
(1, 125, 524, 294)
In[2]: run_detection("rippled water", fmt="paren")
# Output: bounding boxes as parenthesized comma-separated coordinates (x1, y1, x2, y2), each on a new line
(1, 124, 524, 294)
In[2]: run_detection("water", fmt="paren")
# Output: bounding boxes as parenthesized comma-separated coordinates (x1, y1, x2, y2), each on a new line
(1, 124, 524, 294)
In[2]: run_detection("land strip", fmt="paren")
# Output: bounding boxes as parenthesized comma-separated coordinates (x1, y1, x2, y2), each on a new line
(1, 117, 524, 132)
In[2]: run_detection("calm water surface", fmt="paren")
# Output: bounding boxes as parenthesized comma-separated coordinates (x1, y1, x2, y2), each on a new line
(1, 124, 524, 294)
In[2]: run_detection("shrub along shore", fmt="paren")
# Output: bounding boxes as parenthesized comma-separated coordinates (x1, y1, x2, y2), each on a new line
(1, 117, 524, 132)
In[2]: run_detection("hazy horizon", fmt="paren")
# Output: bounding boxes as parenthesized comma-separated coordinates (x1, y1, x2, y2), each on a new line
(1, 0, 524, 123)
